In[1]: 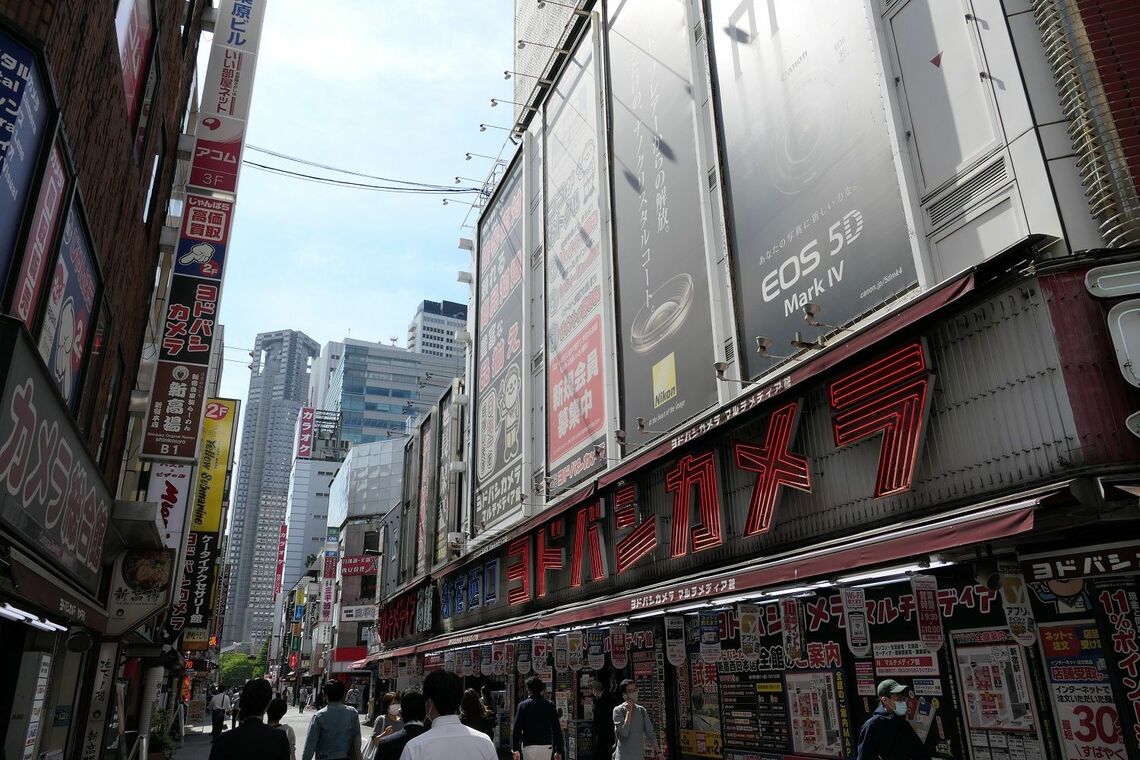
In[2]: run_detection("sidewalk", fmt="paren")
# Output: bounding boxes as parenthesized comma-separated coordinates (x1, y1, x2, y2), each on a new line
(173, 724, 212, 760)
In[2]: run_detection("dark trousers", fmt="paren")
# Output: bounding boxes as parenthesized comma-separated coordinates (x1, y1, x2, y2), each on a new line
(211, 709, 225, 735)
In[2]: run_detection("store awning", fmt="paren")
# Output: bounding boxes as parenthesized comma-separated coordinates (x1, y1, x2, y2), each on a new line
(350, 658, 370, 670)
(372, 484, 1056, 660)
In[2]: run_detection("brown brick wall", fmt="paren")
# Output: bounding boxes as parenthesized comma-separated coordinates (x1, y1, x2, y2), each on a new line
(0, 0, 205, 485)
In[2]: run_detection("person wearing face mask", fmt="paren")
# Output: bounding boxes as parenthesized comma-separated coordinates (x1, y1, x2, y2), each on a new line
(376, 691, 428, 760)
(613, 679, 657, 760)
(855, 680, 931, 760)
(374, 693, 403, 737)
(400, 671, 496, 760)
(589, 678, 618, 760)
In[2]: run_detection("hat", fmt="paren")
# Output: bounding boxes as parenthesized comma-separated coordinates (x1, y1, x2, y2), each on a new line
(876, 679, 909, 697)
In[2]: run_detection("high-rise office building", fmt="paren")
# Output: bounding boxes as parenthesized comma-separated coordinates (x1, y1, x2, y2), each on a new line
(223, 329, 320, 650)
(406, 299, 467, 359)
(312, 338, 460, 445)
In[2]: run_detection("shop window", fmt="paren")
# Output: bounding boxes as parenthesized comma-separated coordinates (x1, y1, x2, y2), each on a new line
(96, 354, 125, 469)
(78, 305, 112, 438)
(363, 530, 380, 554)
(360, 574, 377, 600)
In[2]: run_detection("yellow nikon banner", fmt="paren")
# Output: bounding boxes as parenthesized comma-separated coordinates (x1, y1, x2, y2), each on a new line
(190, 398, 238, 532)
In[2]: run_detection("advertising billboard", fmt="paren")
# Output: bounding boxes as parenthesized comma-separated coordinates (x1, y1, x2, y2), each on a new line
(113, 0, 154, 128)
(0, 28, 49, 293)
(434, 388, 458, 565)
(174, 194, 233, 282)
(295, 406, 315, 459)
(474, 160, 525, 532)
(608, 0, 719, 440)
(146, 462, 193, 551)
(36, 199, 100, 408)
(544, 29, 610, 493)
(189, 398, 239, 533)
(12, 140, 67, 329)
(708, 0, 917, 378)
(415, 413, 434, 576)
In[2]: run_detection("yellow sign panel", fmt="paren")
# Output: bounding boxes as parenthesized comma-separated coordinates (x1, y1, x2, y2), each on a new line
(652, 352, 678, 409)
(190, 398, 238, 532)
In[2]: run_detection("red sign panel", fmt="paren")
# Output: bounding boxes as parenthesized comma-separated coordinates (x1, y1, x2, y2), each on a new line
(296, 407, 314, 458)
(341, 555, 379, 576)
(274, 524, 287, 597)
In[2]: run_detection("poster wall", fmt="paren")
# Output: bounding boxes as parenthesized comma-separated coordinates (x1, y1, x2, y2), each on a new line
(544, 30, 610, 493)
(607, 0, 719, 439)
(708, 0, 917, 378)
(475, 160, 525, 531)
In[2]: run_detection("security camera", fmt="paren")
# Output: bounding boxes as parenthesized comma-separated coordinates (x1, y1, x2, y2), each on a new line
(713, 361, 728, 379)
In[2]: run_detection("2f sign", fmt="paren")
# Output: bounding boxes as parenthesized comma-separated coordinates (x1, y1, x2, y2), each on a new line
(205, 402, 229, 421)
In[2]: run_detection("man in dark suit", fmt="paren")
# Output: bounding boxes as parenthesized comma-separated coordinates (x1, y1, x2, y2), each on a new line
(209, 678, 290, 760)
(376, 690, 428, 760)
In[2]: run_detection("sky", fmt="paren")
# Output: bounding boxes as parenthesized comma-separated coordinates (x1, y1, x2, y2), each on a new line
(205, 0, 516, 409)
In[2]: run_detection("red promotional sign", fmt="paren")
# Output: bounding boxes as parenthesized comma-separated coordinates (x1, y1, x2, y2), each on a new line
(274, 524, 287, 597)
(341, 555, 379, 576)
(547, 315, 605, 477)
(296, 407, 314, 458)
(13, 141, 66, 328)
(911, 574, 943, 651)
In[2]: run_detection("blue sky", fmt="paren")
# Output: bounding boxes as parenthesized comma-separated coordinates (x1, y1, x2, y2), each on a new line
(208, 0, 516, 406)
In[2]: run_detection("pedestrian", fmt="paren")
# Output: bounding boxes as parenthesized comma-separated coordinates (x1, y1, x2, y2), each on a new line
(460, 689, 496, 742)
(372, 692, 402, 738)
(511, 676, 563, 760)
(231, 689, 242, 730)
(301, 680, 363, 760)
(209, 687, 232, 738)
(268, 698, 298, 760)
(208, 679, 291, 760)
(346, 684, 363, 712)
(374, 690, 427, 760)
(856, 680, 931, 760)
(300, 686, 311, 714)
(479, 687, 492, 710)
(398, 671, 495, 760)
(590, 678, 618, 760)
(612, 679, 657, 760)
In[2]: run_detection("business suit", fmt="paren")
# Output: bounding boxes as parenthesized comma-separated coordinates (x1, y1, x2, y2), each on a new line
(209, 717, 291, 760)
(376, 723, 428, 760)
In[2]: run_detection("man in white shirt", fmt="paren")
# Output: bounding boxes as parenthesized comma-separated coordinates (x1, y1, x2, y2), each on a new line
(208, 688, 232, 738)
(399, 671, 496, 760)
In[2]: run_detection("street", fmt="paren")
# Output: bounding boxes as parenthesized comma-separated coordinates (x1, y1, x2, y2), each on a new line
(175, 707, 372, 760)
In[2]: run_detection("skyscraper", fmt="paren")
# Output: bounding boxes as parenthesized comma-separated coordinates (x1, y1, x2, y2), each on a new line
(406, 299, 468, 359)
(223, 329, 321, 650)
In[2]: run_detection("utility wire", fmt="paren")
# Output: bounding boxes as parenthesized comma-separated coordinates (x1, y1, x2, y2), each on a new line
(242, 160, 484, 194)
(246, 144, 459, 190)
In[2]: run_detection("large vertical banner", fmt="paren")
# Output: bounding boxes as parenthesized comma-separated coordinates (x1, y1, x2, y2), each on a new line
(415, 413, 434, 575)
(113, 0, 154, 128)
(295, 406, 315, 459)
(475, 160, 525, 531)
(434, 389, 456, 565)
(608, 0, 719, 439)
(0, 29, 49, 291)
(146, 463, 193, 550)
(709, 0, 917, 378)
(544, 31, 609, 492)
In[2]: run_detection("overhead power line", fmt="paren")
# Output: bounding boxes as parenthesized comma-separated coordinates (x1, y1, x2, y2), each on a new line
(242, 160, 484, 194)
(246, 144, 460, 189)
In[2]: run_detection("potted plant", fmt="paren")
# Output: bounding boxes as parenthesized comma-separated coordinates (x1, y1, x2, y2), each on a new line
(147, 709, 176, 760)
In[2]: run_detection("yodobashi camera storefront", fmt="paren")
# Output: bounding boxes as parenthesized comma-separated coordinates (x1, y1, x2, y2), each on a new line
(372, 262, 1140, 760)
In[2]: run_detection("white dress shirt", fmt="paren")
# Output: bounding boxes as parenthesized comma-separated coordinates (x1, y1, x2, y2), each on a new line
(399, 715, 497, 760)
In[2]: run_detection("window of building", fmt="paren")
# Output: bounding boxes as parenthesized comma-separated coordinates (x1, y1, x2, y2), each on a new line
(360, 574, 376, 600)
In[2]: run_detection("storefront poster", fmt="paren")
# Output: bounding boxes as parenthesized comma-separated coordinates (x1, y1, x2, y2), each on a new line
(533, 637, 552, 677)
(1039, 622, 1126, 760)
(554, 634, 569, 672)
(492, 642, 506, 676)
(106, 549, 175, 637)
(1091, 577, 1140, 758)
(665, 616, 687, 666)
(912, 574, 944, 651)
(544, 30, 608, 492)
(781, 598, 804, 660)
(736, 604, 760, 660)
(708, 0, 917, 379)
(481, 645, 494, 676)
(873, 640, 940, 677)
(998, 561, 1037, 647)
(36, 199, 98, 407)
(786, 671, 844, 758)
(608, 0, 718, 439)
(145, 463, 193, 551)
(518, 638, 533, 674)
(474, 160, 525, 530)
(630, 626, 668, 760)
(700, 612, 722, 663)
(610, 624, 628, 669)
(505, 641, 517, 673)
(567, 631, 584, 671)
(587, 628, 606, 670)
(443, 650, 456, 673)
(855, 661, 876, 696)
(841, 587, 871, 657)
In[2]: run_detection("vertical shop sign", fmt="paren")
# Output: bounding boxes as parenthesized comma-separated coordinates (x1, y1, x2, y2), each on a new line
(21, 654, 52, 760)
(610, 624, 628, 669)
(782, 598, 804, 660)
(12, 139, 66, 328)
(189, 399, 237, 532)
(79, 642, 118, 760)
(708, 0, 917, 379)
(912, 574, 943, 651)
(544, 30, 609, 493)
(518, 638, 533, 674)
(434, 391, 455, 565)
(607, 0, 718, 438)
(492, 643, 506, 676)
(37, 200, 99, 408)
(586, 629, 605, 670)
(664, 616, 686, 666)
(998, 561, 1037, 646)
(295, 407, 314, 458)
(738, 604, 761, 660)
(0, 28, 49, 288)
(145, 462, 193, 550)
(567, 632, 583, 671)
(841, 587, 871, 657)
(1040, 622, 1125, 760)
(699, 612, 722, 663)
(273, 524, 287, 597)
(474, 161, 525, 530)
(1093, 578, 1140, 757)
(415, 414, 434, 575)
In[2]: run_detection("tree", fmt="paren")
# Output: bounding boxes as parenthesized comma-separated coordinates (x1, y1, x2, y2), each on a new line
(253, 637, 271, 679)
(305, 553, 318, 568)
(219, 652, 257, 689)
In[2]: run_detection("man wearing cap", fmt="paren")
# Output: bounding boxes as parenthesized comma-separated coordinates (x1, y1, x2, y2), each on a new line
(855, 680, 931, 760)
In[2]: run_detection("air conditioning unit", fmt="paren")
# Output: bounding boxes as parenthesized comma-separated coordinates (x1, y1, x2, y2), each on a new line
(447, 532, 467, 556)
(448, 460, 466, 474)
